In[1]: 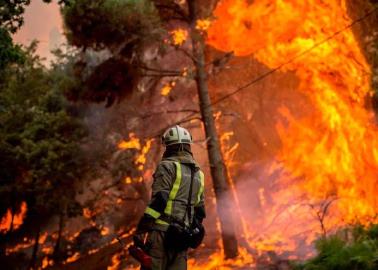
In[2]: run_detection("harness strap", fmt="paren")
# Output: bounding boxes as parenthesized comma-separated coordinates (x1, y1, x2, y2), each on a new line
(164, 162, 182, 215)
(182, 166, 195, 226)
(155, 162, 182, 225)
(196, 170, 205, 205)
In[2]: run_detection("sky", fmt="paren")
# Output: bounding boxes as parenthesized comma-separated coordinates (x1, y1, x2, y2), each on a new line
(13, 0, 64, 64)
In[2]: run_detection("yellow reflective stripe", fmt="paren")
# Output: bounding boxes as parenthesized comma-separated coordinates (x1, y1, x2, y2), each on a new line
(164, 162, 182, 215)
(144, 207, 161, 219)
(155, 219, 169, 225)
(196, 170, 205, 205)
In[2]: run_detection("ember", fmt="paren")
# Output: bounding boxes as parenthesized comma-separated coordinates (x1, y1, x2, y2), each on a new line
(171, 29, 188, 46)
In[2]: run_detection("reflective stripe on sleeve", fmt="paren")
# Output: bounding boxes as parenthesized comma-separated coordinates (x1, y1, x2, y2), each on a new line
(196, 170, 205, 205)
(164, 162, 182, 215)
(155, 219, 169, 225)
(144, 207, 161, 219)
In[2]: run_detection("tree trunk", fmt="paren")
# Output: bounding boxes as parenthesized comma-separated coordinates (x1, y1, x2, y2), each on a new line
(189, 1, 239, 258)
(29, 226, 41, 270)
(53, 211, 65, 262)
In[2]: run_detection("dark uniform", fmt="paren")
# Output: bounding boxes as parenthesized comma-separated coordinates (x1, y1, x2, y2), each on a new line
(136, 148, 205, 270)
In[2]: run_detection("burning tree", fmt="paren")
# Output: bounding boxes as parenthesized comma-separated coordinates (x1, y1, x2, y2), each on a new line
(62, 0, 239, 258)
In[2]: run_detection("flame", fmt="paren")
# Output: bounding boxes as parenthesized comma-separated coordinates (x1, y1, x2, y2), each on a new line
(189, 247, 255, 269)
(65, 252, 80, 264)
(206, 0, 378, 259)
(0, 201, 27, 233)
(135, 139, 153, 171)
(171, 28, 188, 46)
(42, 257, 49, 269)
(83, 207, 93, 219)
(42, 257, 54, 269)
(101, 226, 110, 236)
(39, 232, 48, 244)
(161, 81, 176, 96)
(196, 19, 212, 31)
(5, 237, 34, 255)
(161, 84, 172, 96)
(118, 134, 153, 171)
(42, 246, 53, 254)
(107, 252, 122, 270)
(118, 133, 141, 150)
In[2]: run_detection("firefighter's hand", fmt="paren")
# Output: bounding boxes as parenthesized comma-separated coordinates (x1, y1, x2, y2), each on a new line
(133, 233, 146, 247)
(136, 214, 155, 233)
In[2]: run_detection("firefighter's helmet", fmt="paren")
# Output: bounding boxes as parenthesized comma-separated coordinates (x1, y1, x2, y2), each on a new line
(162, 125, 192, 146)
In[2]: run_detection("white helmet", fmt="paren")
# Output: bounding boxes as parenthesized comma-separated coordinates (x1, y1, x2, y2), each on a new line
(162, 125, 193, 146)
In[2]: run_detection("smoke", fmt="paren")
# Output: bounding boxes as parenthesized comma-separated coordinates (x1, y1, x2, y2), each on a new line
(235, 160, 319, 259)
(13, 0, 64, 64)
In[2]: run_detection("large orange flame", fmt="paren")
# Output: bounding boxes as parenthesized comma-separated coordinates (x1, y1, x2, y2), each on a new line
(205, 0, 378, 262)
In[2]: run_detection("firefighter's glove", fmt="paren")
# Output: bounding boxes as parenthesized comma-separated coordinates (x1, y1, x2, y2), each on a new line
(136, 214, 155, 234)
(194, 205, 206, 224)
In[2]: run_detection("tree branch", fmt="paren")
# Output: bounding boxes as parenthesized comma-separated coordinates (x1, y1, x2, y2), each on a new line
(309, 197, 338, 238)
(140, 109, 200, 119)
(155, 3, 189, 22)
(137, 65, 182, 74)
(177, 47, 197, 64)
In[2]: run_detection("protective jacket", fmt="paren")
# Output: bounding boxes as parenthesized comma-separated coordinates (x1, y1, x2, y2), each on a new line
(143, 150, 205, 231)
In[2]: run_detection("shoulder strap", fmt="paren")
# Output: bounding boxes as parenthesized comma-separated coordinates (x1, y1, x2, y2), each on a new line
(182, 166, 195, 225)
(164, 161, 182, 216)
(196, 170, 205, 205)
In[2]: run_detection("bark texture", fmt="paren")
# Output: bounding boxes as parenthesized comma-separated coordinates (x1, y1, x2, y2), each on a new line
(189, 0, 239, 258)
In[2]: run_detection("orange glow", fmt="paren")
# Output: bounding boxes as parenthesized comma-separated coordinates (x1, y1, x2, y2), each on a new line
(41, 257, 54, 269)
(135, 139, 153, 171)
(171, 28, 188, 46)
(39, 232, 48, 244)
(196, 19, 211, 31)
(5, 238, 34, 255)
(42, 246, 53, 254)
(118, 134, 153, 171)
(161, 81, 176, 96)
(107, 252, 121, 270)
(118, 133, 141, 150)
(101, 227, 110, 236)
(88, 248, 100, 255)
(0, 202, 27, 233)
(42, 257, 49, 269)
(82, 207, 93, 219)
(189, 247, 255, 269)
(65, 252, 80, 264)
(161, 84, 172, 96)
(206, 0, 378, 259)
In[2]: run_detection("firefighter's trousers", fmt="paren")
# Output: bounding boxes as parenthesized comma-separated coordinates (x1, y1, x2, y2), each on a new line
(144, 230, 187, 270)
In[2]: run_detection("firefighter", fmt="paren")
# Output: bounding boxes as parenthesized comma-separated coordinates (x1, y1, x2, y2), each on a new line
(134, 125, 206, 270)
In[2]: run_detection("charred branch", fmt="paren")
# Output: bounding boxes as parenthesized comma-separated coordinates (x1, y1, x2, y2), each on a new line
(309, 197, 338, 238)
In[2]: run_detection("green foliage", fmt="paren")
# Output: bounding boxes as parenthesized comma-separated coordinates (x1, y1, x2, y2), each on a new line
(0, 27, 24, 73)
(63, 0, 161, 50)
(0, 0, 31, 33)
(61, 0, 164, 105)
(0, 43, 88, 224)
(295, 224, 378, 270)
